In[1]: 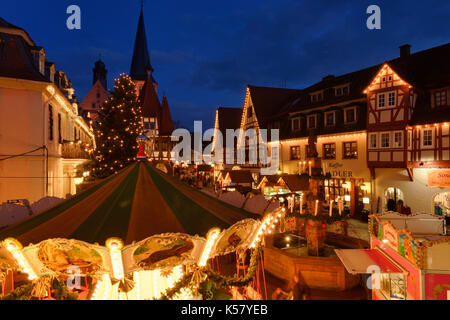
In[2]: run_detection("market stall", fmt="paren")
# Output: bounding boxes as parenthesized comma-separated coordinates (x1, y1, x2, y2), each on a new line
(335, 212, 450, 300)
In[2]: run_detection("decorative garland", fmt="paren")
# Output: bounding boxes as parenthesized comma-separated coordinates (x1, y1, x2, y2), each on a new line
(0, 283, 34, 300)
(159, 245, 262, 300)
(1, 278, 78, 300)
(286, 211, 350, 224)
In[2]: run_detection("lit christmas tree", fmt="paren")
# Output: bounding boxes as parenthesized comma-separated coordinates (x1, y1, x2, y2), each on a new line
(92, 74, 143, 178)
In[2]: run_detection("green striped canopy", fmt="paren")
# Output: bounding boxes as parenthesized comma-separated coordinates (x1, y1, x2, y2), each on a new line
(0, 163, 257, 246)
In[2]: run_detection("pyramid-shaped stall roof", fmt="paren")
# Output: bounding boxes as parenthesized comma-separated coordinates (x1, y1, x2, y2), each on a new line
(0, 163, 257, 246)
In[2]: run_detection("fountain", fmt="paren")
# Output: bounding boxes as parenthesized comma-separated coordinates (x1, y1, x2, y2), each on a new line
(263, 131, 368, 291)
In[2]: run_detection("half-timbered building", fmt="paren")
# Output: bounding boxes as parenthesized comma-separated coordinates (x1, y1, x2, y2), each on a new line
(365, 44, 450, 214)
(227, 42, 450, 216)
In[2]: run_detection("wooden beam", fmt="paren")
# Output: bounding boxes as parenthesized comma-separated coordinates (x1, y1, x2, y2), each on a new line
(369, 167, 376, 180)
(406, 167, 414, 182)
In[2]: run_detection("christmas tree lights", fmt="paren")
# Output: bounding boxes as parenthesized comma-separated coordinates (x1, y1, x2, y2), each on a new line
(92, 74, 144, 178)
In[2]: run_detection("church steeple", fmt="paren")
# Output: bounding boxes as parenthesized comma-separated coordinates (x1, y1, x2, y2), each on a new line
(93, 59, 107, 89)
(130, 6, 154, 82)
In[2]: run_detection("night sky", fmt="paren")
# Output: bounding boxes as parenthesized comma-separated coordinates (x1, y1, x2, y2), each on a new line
(1, 0, 449, 130)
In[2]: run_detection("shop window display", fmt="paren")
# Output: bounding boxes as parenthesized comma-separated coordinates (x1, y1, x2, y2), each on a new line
(384, 187, 404, 211)
(433, 192, 450, 216)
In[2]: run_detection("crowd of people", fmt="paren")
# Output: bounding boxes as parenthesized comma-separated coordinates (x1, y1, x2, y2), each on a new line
(174, 167, 213, 189)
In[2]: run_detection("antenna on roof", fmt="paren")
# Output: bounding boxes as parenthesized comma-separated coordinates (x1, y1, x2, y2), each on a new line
(140, 0, 144, 10)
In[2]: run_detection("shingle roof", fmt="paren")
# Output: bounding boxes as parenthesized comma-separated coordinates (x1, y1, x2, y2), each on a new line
(159, 95, 174, 135)
(248, 86, 302, 129)
(0, 34, 49, 82)
(278, 175, 309, 192)
(217, 107, 242, 133)
(260, 42, 450, 131)
(227, 170, 254, 184)
(139, 78, 161, 119)
(130, 9, 155, 82)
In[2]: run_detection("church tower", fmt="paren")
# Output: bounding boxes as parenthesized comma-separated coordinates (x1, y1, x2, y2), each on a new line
(79, 59, 109, 125)
(130, 5, 157, 95)
(131, 4, 175, 162)
(93, 59, 107, 89)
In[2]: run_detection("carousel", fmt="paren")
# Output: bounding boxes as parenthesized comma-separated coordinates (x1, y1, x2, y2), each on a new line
(0, 162, 283, 300)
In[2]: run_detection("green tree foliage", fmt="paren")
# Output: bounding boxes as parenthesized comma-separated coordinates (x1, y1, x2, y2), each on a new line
(93, 74, 143, 178)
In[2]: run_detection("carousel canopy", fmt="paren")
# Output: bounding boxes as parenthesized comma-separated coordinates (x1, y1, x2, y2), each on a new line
(0, 163, 257, 246)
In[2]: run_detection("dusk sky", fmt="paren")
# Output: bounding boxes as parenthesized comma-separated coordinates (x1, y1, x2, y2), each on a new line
(1, 0, 449, 130)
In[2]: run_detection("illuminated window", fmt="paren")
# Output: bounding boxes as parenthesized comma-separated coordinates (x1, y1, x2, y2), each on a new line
(393, 132, 403, 148)
(323, 143, 336, 159)
(290, 146, 301, 160)
(423, 129, 433, 147)
(433, 192, 450, 216)
(381, 133, 390, 148)
(369, 133, 377, 149)
(343, 142, 357, 159)
(435, 90, 447, 107)
(384, 187, 404, 211)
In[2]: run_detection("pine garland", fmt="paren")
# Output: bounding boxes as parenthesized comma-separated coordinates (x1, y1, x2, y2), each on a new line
(159, 245, 262, 300)
(0, 283, 34, 300)
(1, 278, 78, 300)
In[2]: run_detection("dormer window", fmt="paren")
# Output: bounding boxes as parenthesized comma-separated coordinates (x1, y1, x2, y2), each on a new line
(310, 92, 323, 103)
(344, 107, 356, 123)
(307, 115, 317, 129)
(291, 117, 300, 132)
(434, 90, 447, 107)
(335, 85, 349, 96)
(324, 111, 335, 127)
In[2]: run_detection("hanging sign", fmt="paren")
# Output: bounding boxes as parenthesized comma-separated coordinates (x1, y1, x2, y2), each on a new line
(428, 170, 450, 188)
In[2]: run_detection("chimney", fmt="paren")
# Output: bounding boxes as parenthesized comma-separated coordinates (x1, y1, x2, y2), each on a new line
(400, 44, 411, 58)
